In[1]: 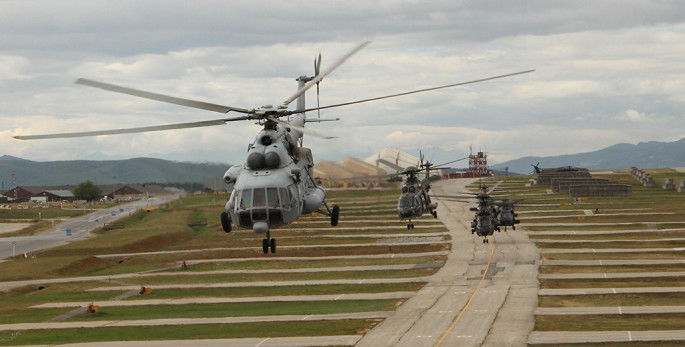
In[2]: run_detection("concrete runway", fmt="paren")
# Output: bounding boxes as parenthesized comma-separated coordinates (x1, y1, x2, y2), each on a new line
(356, 178, 539, 347)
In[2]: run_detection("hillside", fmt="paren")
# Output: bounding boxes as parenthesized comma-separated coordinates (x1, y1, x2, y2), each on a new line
(0, 157, 230, 186)
(492, 138, 685, 174)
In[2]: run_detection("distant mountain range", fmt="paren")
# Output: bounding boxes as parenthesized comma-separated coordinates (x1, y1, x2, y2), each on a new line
(3, 137, 684, 186)
(0, 156, 230, 187)
(491, 138, 685, 174)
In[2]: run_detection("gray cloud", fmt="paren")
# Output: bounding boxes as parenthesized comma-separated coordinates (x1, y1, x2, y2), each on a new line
(1, 1, 685, 165)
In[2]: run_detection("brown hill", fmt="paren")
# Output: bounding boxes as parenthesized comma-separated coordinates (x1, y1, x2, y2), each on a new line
(314, 157, 388, 187)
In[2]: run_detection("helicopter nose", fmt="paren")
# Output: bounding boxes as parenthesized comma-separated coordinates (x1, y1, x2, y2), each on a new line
(253, 221, 269, 234)
(399, 210, 413, 218)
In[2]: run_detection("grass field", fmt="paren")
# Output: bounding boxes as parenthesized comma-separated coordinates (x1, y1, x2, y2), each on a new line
(0, 187, 448, 344)
(494, 169, 685, 340)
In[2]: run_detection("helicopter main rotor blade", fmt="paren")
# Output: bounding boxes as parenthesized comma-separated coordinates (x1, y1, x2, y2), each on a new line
(282, 41, 371, 107)
(433, 156, 470, 168)
(14, 116, 253, 140)
(294, 69, 535, 114)
(269, 117, 336, 139)
(76, 79, 250, 114)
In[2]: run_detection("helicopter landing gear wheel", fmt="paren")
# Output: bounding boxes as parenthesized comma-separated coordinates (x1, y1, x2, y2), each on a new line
(431, 211, 437, 218)
(220, 212, 231, 233)
(262, 231, 276, 254)
(406, 223, 415, 229)
(331, 205, 340, 226)
(483, 238, 489, 244)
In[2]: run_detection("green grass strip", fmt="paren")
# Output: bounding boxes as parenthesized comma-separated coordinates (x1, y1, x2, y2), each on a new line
(0, 319, 375, 346)
(535, 313, 685, 331)
(65, 299, 399, 321)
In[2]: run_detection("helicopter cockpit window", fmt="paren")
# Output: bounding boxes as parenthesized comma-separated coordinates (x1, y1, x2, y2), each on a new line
(239, 189, 252, 209)
(287, 184, 298, 208)
(267, 188, 280, 208)
(253, 188, 266, 207)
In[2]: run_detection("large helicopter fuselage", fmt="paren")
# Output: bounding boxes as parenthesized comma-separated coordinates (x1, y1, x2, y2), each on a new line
(397, 178, 436, 220)
(472, 214, 497, 236)
(223, 115, 325, 233)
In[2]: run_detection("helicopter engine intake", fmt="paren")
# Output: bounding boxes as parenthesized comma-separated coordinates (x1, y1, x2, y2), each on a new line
(223, 165, 243, 185)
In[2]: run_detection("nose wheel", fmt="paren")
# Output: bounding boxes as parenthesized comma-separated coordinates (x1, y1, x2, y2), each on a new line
(262, 232, 276, 254)
(407, 223, 415, 229)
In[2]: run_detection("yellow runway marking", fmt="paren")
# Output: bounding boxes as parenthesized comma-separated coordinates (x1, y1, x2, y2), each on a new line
(434, 235, 495, 347)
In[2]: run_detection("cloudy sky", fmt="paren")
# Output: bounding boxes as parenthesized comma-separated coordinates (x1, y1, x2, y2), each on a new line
(2, 0, 685, 166)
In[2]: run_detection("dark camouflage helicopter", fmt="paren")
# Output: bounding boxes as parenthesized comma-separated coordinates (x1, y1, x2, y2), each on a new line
(398, 154, 467, 229)
(436, 184, 524, 243)
(495, 199, 523, 231)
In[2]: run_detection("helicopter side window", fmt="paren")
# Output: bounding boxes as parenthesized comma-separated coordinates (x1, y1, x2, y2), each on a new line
(267, 188, 280, 208)
(279, 188, 289, 208)
(239, 189, 252, 209)
(287, 184, 298, 208)
(253, 188, 266, 207)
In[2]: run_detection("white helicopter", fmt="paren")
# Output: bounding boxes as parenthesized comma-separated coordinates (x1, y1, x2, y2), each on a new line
(14, 42, 534, 253)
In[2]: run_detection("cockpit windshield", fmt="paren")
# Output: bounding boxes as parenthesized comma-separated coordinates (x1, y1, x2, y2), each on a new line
(234, 185, 296, 210)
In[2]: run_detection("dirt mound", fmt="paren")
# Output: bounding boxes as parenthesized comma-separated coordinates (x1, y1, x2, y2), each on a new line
(314, 157, 388, 186)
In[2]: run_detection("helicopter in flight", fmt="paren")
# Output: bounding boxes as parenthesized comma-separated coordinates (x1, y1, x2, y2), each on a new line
(495, 199, 523, 231)
(398, 154, 467, 229)
(465, 185, 500, 243)
(435, 183, 514, 243)
(14, 42, 534, 253)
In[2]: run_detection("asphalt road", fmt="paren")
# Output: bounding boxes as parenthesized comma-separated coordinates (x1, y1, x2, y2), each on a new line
(0, 194, 180, 261)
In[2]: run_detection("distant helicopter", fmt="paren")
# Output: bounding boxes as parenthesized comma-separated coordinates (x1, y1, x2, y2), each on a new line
(398, 154, 467, 229)
(436, 184, 520, 243)
(531, 162, 542, 174)
(495, 199, 522, 231)
(14, 42, 534, 253)
(467, 185, 501, 242)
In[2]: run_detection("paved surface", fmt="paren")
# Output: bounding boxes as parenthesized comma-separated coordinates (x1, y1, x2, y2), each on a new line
(530, 228, 685, 236)
(539, 247, 684, 253)
(540, 259, 685, 265)
(355, 178, 540, 347)
(529, 330, 685, 344)
(535, 305, 685, 315)
(540, 286, 685, 295)
(33, 292, 416, 308)
(539, 271, 685, 279)
(91, 238, 449, 259)
(0, 194, 180, 260)
(0, 223, 31, 235)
